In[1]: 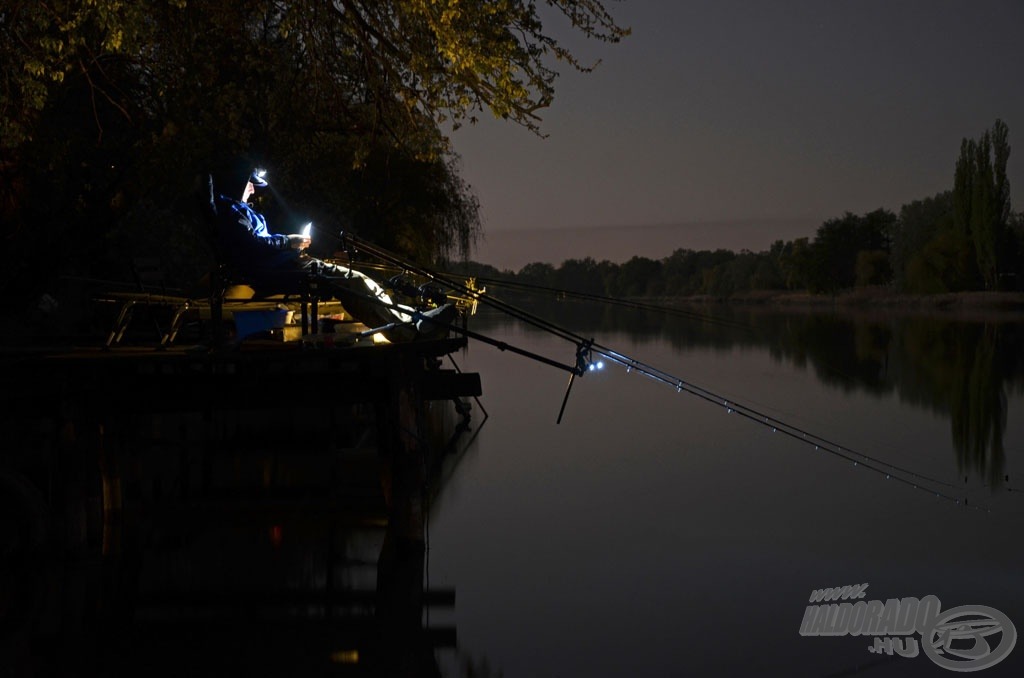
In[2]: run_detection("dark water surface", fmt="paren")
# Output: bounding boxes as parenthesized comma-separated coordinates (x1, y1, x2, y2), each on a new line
(429, 302, 1024, 677)
(5, 302, 1023, 677)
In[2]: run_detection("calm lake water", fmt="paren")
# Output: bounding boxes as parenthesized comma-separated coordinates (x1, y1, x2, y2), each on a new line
(428, 301, 1024, 677)
(6, 301, 1024, 677)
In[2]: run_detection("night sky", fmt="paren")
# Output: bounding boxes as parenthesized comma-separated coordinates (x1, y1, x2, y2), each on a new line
(452, 0, 1024, 270)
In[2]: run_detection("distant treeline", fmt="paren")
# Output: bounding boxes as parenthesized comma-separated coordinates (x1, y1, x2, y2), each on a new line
(451, 120, 1024, 297)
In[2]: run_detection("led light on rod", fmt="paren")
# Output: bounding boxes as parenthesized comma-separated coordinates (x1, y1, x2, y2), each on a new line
(302, 222, 312, 239)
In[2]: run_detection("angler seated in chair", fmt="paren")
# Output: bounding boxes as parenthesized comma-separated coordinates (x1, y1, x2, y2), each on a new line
(205, 163, 454, 342)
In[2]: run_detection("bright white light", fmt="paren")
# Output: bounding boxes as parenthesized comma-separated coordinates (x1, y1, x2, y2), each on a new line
(302, 222, 312, 238)
(588, 363, 595, 372)
(596, 361, 605, 370)
(256, 169, 267, 179)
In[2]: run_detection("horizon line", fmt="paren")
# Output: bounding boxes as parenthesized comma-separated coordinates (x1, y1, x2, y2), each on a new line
(479, 216, 826, 235)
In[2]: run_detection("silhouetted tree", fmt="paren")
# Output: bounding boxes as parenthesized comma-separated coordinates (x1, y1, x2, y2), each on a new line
(780, 237, 814, 291)
(517, 262, 557, 287)
(855, 250, 890, 286)
(616, 256, 663, 296)
(953, 119, 1012, 289)
(556, 257, 606, 295)
(807, 209, 894, 292)
(890, 191, 954, 291)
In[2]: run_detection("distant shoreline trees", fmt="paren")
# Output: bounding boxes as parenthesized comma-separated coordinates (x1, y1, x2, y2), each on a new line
(457, 120, 1022, 298)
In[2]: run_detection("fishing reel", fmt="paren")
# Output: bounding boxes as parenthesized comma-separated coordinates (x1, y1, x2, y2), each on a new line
(417, 283, 448, 308)
(385, 274, 419, 299)
(385, 274, 449, 308)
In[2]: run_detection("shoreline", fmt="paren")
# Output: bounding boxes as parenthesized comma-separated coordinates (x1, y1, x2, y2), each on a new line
(663, 289, 1024, 319)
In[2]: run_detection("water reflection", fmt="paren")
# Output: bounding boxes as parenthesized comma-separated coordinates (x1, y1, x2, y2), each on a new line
(943, 323, 1009, 487)
(477, 298, 1024, 485)
(1, 400, 467, 677)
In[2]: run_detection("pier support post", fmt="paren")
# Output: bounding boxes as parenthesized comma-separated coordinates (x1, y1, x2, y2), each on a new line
(371, 352, 436, 675)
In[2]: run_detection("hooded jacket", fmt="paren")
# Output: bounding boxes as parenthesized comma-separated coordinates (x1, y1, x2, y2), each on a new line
(212, 193, 302, 274)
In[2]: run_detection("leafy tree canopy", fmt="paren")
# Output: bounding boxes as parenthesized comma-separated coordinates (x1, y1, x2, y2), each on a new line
(2, 0, 629, 153)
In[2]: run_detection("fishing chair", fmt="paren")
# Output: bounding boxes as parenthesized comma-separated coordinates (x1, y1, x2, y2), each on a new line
(103, 179, 331, 348)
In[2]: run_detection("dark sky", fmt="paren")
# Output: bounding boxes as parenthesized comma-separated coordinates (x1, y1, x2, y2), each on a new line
(450, 0, 1024, 269)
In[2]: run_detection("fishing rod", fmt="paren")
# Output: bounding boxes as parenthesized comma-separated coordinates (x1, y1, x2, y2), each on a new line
(589, 345, 967, 496)
(318, 229, 573, 340)
(328, 232, 983, 509)
(318, 229, 732, 328)
(346, 262, 886, 402)
(338, 233, 587, 345)
(463, 275, 753, 332)
(330, 258, 749, 333)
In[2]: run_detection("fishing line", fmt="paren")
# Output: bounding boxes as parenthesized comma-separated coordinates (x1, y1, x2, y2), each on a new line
(342, 262, 749, 333)
(590, 346, 972, 503)
(325, 233, 985, 508)
(466, 275, 754, 332)
(336, 236, 973, 500)
(337, 234, 587, 345)
(590, 342, 968, 492)
(351, 262, 877, 433)
(344, 260, 894, 419)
